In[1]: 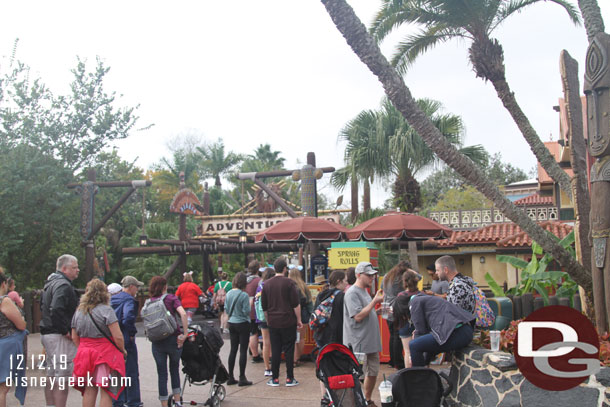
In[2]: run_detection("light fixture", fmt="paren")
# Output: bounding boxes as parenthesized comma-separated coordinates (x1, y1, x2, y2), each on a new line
(480, 256, 486, 264)
(238, 229, 247, 244)
(139, 234, 148, 246)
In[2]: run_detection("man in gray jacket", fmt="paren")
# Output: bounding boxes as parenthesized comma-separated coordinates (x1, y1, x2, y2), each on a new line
(40, 254, 79, 407)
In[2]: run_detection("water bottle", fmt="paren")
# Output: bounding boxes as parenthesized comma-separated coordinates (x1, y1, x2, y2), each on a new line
(379, 374, 393, 407)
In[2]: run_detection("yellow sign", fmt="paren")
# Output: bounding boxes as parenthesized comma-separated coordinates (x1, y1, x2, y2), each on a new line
(328, 248, 370, 269)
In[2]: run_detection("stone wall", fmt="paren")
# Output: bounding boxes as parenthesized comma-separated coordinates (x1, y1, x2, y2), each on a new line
(447, 345, 610, 407)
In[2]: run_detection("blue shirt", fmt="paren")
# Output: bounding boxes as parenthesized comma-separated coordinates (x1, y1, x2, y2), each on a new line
(225, 289, 250, 324)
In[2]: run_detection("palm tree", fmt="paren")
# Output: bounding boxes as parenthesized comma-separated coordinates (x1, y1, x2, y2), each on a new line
(377, 98, 487, 212)
(197, 139, 243, 188)
(332, 109, 387, 219)
(248, 143, 286, 170)
(320, 0, 591, 292)
(369, 0, 579, 199)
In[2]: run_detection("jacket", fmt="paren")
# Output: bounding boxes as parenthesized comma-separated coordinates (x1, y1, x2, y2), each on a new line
(40, 272, 78, 335)
(409, 293, 474, 345)
(110, 291, 138, 339)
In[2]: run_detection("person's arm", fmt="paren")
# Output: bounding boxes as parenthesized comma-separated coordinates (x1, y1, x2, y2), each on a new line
(409, 299, 426, 338)
(0, 297, 26, 330)
(71, 328, 80, 347)
(123, 299, 137, 338)
(175, 306, 189, 347)
(353, 289, 384, 323)
(293, 304, 303, 329)
(108, 321, 126, 355)
(241, 292, 251, 315)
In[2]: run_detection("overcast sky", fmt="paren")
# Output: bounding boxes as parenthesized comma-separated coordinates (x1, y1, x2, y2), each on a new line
(2, 1, 609, 208)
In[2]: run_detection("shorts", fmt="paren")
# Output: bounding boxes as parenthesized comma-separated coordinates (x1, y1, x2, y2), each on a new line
(362, 352, 380, 377)
(41, 333, 77, 377)
(250, 320, 261, 336)
(258, 321, 268, 330)
(398, 322, 415, 339)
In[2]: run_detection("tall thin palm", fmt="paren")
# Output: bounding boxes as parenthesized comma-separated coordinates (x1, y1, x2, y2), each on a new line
(197, 139, 243, 188)
(379, 98, 486, 211)
(370, 0, 580, 198)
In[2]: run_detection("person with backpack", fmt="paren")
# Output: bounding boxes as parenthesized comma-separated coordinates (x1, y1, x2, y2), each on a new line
(396, 269, 422, 368)
(311, 270, 347, 407)
(213, 273, 232, 334)
(435, 255, 476, 314)
(110, 276, 144, 407)
(392, 292, 475, 367)
(224, 272, 253, 387)
(254, 267, 275, 377)
(145, 276, 189, 407)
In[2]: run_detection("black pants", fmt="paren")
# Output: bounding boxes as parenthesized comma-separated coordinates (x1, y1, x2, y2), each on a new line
(388, 320, 405, 369)
(228, 322, 250, 378)
(269, 326, 297, 380)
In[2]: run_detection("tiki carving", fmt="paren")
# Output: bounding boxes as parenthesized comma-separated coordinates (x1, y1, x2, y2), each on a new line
(584, 32, 610, 330)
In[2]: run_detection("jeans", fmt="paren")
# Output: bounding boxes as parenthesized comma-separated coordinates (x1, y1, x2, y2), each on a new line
(387, 320, 404, 369)
(151, 335, 183, 401)
(268, 326, 297, 380)
(113, 337, 142, 407)
(228, 322, 250, 378)
(409, 323, 474, 366)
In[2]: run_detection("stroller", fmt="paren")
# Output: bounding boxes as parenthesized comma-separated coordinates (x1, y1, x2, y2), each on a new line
(198, 291, 218, 319)
(389, 367, 453, 407)
(316, 343, 367, 407)
(169, 322, 228, 407)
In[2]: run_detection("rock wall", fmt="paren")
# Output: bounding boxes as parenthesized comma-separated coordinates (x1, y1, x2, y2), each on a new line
(447, 345, 610, 407)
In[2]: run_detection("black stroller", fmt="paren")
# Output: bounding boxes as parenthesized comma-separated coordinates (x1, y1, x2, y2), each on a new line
(169, 322, 228, 407)
(389, 367, 453, 407)
(316, 343, 367, 407)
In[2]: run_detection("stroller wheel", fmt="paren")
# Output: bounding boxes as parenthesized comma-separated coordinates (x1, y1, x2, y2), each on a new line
(211, 395, 221, 407)
(214, 384, 226, 401)
(167, 395, 174, 407)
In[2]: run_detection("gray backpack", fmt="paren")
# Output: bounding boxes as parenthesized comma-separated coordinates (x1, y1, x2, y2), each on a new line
(141, 294, 177, 342)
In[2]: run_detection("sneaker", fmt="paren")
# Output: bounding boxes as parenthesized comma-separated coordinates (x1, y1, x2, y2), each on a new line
(366, 400, 378, 407)
(267, 378, 280, 387)
(226, 377, 237, 385)
(285, 378, 299, 387)
(321, 396, 332, 407)
(251, 355, 263, 363)
(238, 377, 253, 386)
(223, 328, 230, 334)
(264, 369, 273, 377)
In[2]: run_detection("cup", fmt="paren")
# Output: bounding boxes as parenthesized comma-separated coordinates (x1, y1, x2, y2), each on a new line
(354, 352, 366, 365)
(381, 302, 390, 319)
(379, 379, 393, 406)
(490, 330, 501, 351)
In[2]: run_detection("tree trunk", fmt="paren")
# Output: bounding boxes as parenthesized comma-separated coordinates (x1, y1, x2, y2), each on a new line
(320, 0, 592, 291)
(351, 176, 359, 221)
(468, 37, 573, 200)
(363, 177, 371, 213)
(559, 51, 592, 272)
(578, 0, 606, 42)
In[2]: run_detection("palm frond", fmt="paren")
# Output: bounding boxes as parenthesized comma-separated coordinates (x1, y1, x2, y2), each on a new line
(493, 0, 580, 31)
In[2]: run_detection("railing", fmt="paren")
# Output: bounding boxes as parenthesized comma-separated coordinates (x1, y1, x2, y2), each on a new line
(428, 206, 558, 230)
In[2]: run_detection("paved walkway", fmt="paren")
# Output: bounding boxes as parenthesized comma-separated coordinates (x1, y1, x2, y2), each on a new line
(6, 316, 396, 406)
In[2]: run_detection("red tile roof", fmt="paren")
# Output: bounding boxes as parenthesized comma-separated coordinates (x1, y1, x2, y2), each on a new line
(497, 221, 573, 248)
(422, 221, 572, 249)
(513, 193, 553, 206)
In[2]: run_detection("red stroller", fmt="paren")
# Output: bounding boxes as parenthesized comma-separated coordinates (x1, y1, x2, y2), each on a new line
(315, 343, 367, 407)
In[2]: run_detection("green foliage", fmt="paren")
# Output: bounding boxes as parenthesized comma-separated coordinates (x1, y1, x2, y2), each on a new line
(427, 186, 491, 212)
(0, 57, 143, 289)
(420, 152, 527, 211)
(488, 231, 579, 306)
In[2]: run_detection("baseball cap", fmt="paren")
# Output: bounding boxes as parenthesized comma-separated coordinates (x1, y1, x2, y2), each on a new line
(355, 262, 377, 275)
(107, 283, 122, 295)
(121, 276, 144, 287)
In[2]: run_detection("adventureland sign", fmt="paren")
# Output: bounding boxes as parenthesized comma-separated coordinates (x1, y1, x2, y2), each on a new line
(199, 213, 341, 237)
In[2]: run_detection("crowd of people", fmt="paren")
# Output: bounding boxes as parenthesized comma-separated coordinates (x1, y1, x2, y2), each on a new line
(0, 252, 480, 407)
